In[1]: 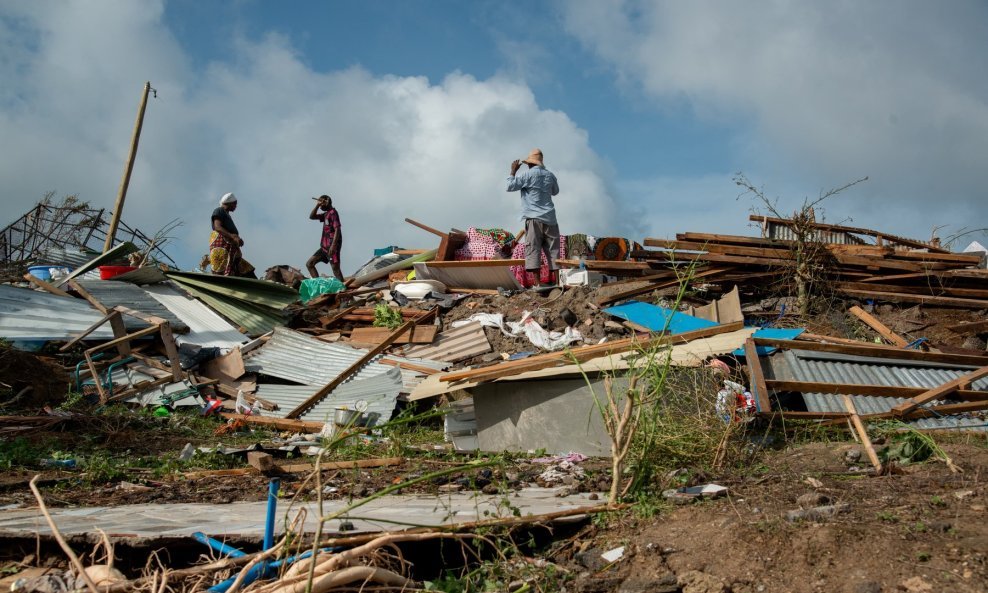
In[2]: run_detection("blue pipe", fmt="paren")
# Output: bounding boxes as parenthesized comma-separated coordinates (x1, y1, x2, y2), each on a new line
(264, 479, 280, 552)
(192, 532, 246, 558)
(206, 548, 335, 593)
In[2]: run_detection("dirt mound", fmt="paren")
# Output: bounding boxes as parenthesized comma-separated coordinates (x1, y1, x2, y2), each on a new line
(0, 344, 69, 408)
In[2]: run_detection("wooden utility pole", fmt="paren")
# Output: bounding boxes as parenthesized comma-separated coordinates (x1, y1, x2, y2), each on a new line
(103, 81, 152, 253)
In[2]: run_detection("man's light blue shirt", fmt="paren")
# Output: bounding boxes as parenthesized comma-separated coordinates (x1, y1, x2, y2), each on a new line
(506, 165, 560, 225)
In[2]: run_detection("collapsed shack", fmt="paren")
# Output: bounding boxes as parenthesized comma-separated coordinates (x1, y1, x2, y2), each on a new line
(0, 210, 987, 591)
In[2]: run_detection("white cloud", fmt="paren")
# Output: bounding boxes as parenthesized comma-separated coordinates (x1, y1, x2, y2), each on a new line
(0, 1, 623, 275)
(561, 0, 988, 242)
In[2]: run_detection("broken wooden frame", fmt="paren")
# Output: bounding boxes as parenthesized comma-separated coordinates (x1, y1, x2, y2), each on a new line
(745, 337, 988, 422)
(60, 305, 184, 403)
(285, 307, 440, 418)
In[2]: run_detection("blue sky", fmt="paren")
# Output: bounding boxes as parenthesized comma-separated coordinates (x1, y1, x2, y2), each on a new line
(1, 1, 985, 275)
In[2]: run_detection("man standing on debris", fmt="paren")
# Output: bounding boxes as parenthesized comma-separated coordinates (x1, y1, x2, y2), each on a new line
(208, 192, 254, 277)
(507, 148, 560, 287)
(305, 194, 344, 280)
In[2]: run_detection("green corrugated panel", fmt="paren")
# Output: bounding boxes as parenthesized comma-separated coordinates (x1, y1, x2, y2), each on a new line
(174, 282, 286, 337)
(165, 271, 298, 309)
(59, 242, 139, 285)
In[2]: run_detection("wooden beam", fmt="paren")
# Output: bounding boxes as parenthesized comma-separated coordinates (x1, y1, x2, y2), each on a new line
(286, 310, 436, 418)
(158, 323, 185, 382)
(745, 338, 772, 413)
(107, 310, 130, 356)
(596, 267, 733, 307)
(23, 273, 71, 297)
(796, 332, 901, 349)
(947, 320, 988, 335)
(842, 395, 882, 473)
(87, 323, 162, 354)
(60, 310, 121, 351)
(765, 379, 988, 401)
(113, 305, 171, 327)
(319, 305, 358, 328)
(439, 321, 745, 384)
(424, 259, 525, 268)
(839, 289, 988, 309)
(848, 306, 909, 347)
(68, 279, 108, 314)
(752, 337, 988, 367)
(891, 365, 988, 416)
(279, 456, 403, 473)
(219, 413, 325, 432)
(840, 282, 988, 300)
(404, 218, 447, 238)
(747, 214, 948, 253)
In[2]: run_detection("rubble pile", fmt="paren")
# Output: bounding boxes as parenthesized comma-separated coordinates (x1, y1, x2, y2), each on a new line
(0, 210, 985, 446)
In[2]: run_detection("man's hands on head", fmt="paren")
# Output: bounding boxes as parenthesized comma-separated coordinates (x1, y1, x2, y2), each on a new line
(510, 159, 522, 175)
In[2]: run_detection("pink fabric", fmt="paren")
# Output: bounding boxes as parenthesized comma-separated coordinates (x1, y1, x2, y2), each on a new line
(510, 236, 567, 288)
(454, 227, 506, 261)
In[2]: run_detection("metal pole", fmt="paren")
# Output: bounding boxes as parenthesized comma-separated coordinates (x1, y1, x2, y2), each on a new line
(103, 81, 151, 253)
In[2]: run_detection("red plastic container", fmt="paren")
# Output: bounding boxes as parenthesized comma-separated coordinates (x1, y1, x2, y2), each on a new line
(98, 265, 137, 280)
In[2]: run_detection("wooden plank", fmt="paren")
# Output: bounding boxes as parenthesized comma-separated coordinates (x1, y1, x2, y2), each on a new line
(840, 288, 988, 309)
(796, 332, 900, 349)
(753, 337, 988, 367)
(404, 218, 447, 238)
(425, 259, 525, 268)
(631, 249, 793, 267)
(23, 273, 71, 297)
(219, 413, 325, 432)
(318, 305, 359, 328)
(279, 456, 403, 473)
(350, 324, 438, 344)
(88, 323, 162, 353)
(891, 365, 988, 416)
(157, 323, 184, 382)
(448, 287, 500, 295)
(596, 267, 733, 307)
(200, 347, 246, 382)
(107, 310, 131, 356)
(439, 321, 745, 384)
(113, 305, 171, 326)
(765, 380, 988, 401)
(644, 238, 793, 259)
(68, 279, 108, 313)
(840, 281, 988, 300)
(842, 395, 882, 473)
(745, 338, 772, 413)
(848, 306, 909, 347)
(947, 320, 988, 335)
(747, 214, 948, 253)
(286, 310, 437, 418)
(378, 358, 443, 375)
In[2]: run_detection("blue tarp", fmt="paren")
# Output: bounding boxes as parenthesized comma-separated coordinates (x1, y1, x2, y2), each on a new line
(732, 327, 806, 356)
(603, 301, 719, 334)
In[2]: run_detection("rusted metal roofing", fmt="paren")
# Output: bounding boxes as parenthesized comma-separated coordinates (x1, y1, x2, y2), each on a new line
(765, 349, 988, 432)
(414, 262, 521, 290)
(403, 322, 492, 363)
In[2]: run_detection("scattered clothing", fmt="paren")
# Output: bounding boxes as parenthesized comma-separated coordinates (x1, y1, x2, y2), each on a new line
(455, 227, 515, 261)
(452, 310, 583, 351)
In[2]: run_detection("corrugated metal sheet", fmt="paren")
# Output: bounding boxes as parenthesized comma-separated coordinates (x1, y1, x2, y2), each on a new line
(165, 271, 299, 309)
(415, 263, 521, 290)
(255, 368, 403, 423)
(75, 280, 188, 332)
(173, 282, 286, 337)
(0, 285, 115, 342)
(142, 284, 248, 349)
(403, 322, 492, 363)
(764, 222, 866, 245)
(109, 266, 169, 285)
(59, 242, 139, 286)
(767, 349, 988, 432)
(31, 247, 99, 270)
(245, 327, 444, 395)
(104, 366, 200, 407)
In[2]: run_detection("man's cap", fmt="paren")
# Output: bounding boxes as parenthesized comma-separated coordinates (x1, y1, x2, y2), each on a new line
(220, 192, 237, 205)
(522, 148, 544, 167)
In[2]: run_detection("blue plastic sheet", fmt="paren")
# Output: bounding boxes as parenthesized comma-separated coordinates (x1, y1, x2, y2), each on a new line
(603, 301, 719, 334)
(732, 327, 806, 357)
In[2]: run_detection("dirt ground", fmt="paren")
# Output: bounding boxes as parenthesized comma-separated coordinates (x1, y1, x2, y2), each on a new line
(559, 441, 988, 593)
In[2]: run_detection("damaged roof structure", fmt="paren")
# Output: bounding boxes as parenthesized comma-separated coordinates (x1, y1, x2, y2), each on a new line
(0, 205, 985, 456)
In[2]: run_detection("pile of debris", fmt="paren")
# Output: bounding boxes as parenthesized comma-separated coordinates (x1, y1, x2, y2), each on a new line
(1, 209, 986, 454)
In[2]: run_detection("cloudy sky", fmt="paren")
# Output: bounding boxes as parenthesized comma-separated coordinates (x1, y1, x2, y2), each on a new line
(2, 1, 986, 275)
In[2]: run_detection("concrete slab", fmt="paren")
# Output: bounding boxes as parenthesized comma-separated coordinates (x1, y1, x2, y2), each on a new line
(0, 487, 598, 540)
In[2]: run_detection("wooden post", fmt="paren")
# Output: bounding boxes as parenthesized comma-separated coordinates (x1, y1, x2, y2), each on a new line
(842, 395, 882, 473)
(104, 81, 152, 253)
